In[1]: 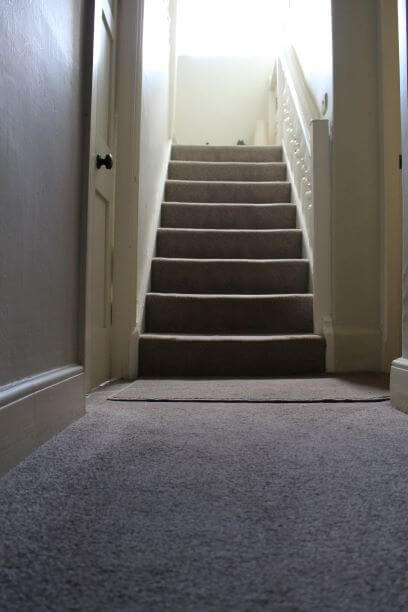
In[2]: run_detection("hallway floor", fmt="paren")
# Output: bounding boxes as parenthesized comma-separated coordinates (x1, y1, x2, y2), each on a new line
(1, 383, 408, 611)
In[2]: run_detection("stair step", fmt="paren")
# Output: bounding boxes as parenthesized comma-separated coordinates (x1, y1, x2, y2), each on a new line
(145, 293, 314, 334)
(156, 229, 302, 259)
(165, 180, 291, 203)
(171, 145, 283, 163)
(151, 258, 309, 294)
(168, 161, 287, 182)
(161, 203, 296, 229)
(139, 334, 326, 377)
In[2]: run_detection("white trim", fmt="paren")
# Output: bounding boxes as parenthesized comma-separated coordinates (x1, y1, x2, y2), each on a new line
(391, 357, 408, 410)
(0, 365, 83, 408)
(311, 118, 332, 336)
(112, 0, 144, 381)
(323, 316, 335, 373)
(377, 0, 403, 371)
(130, 141, 172, 379)
(84, 0, 119, 391)
(0, 369, 85, 477)
(282, 143, 313, 270)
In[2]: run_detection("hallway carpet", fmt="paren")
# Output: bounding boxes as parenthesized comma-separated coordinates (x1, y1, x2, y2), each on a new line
(1, 385, 408, 611)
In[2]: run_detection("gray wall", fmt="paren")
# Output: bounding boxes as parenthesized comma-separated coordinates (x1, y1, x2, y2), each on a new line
(0, 0, 87, 386)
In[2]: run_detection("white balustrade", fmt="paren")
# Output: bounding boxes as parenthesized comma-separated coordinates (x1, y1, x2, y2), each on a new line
(274, 45, 331, 338)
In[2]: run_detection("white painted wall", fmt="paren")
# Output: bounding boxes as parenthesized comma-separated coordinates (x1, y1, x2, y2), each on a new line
(174, 56, 273, 145)
(288, 0, 333, 123)
(137, 0, 174, 322)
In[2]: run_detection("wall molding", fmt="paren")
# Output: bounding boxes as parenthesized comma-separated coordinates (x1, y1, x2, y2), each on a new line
(390, 357, 408, 411)
(0, 366, 85, 477)
(0, 365, 83, 408)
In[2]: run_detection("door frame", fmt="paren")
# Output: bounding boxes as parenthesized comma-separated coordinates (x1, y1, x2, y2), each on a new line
(81, 0, 145, 390)
(111, 0, 145, 382)
(83, 0, 119, 391)
(391, 0, 408, 408)
(377, 0, 403, 372)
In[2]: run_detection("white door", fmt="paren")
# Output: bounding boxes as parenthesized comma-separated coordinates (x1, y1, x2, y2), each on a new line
(85, 0, 117, 390)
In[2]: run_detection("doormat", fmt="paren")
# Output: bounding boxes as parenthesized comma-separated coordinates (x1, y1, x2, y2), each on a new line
(109, 374, 390, 403)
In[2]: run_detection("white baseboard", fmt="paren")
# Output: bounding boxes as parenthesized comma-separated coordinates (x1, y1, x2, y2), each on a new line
(390, 357, 408, 411)
(323, 316, 335, 372)
(0, 366, 85, 477)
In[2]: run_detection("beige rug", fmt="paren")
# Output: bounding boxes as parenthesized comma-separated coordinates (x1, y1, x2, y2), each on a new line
(109, 374, 390, 403)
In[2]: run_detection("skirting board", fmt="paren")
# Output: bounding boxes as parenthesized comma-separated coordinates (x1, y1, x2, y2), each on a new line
(0, 366, 85, 477)
(391, 357, 408, 412)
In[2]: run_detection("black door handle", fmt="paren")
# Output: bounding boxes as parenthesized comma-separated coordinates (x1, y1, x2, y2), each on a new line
(96, 153, 113, 170)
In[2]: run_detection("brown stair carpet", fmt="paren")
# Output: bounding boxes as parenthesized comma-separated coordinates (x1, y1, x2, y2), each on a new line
(139, 144, 325, 376)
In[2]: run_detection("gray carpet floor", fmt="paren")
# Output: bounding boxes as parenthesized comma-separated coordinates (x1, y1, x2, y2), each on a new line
(1, 383, 408, 611)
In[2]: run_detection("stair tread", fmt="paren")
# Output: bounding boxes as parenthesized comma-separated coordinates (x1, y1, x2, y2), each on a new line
(141, 333, 324, 341)
(172, 145, 282, 150)
(151, 258, 309, 294)
(171, 145, 283, 163)
(165, 179, 291, 204)
(157, 229, 302, 259)
(168, 161, 286, 166)
(166, 179, 290, 186)
(147, 292, 312, 299)
(162, 200, 296, 210)
(153, 257, 308, 262)
(168, 161, 287, 182)
(158, 228, 301, 234)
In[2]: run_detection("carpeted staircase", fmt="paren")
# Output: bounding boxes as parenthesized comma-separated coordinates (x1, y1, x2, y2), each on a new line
(139, 145, 326, 376)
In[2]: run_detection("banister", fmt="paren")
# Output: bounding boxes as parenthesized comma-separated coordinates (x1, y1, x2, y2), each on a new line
(274, 43, 332, 365)
(278, 44, 321, 154)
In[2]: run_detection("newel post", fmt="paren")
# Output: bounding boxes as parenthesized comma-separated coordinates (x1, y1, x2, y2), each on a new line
(311, 119, 333, 366)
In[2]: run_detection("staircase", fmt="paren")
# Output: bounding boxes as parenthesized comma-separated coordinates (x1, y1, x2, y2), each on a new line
(138, 145, 326, 377)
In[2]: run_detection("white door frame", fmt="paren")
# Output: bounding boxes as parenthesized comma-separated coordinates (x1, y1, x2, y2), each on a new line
(391, 0, 408, 408)
(83, 0, 119, 391)
(377, 0, 403, 372)
(82, 0, 145, 388)
(111, 0, 145, 381)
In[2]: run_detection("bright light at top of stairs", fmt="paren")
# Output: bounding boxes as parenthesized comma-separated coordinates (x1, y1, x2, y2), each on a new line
(176, 0, 289, 57)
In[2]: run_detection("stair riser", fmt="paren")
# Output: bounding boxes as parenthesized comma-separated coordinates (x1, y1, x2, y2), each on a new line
(161, 204, 296, 229)
(165, 181, 291, 204)
(139, 337, 326, 377)
(168, 162, 287, 182)
(171, 145, 283, 163)
(157, 230, 302, 259)
(145, 295, 314, 334)
(151, 260, 310, 294)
